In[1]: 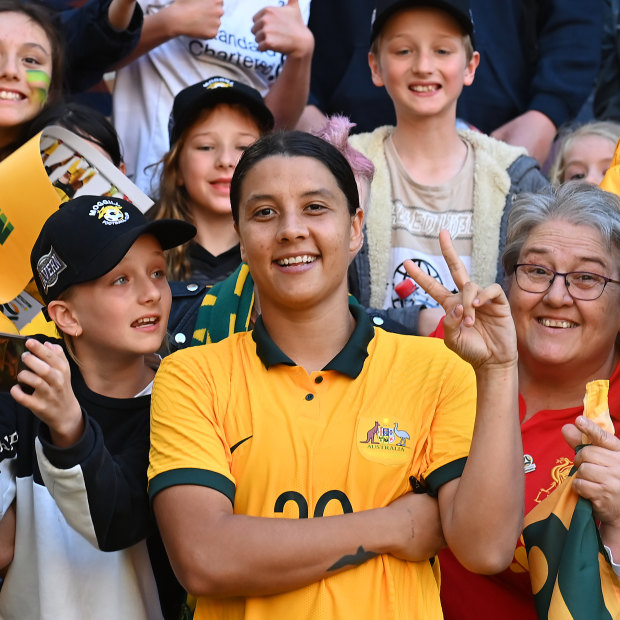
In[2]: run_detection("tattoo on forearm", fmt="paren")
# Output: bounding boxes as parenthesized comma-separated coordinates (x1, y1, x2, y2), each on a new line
(327, 546, 378, 571)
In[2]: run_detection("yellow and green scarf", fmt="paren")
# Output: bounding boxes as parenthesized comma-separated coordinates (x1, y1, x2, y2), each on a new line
(192, 263, 255, 345)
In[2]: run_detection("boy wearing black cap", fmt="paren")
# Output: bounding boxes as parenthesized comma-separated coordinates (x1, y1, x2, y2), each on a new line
(349, 0, 548, 336)
(0, 195, 195, 619)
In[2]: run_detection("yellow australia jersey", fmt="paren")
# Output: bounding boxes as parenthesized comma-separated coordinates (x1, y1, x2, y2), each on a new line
(149, 308, 477, 620)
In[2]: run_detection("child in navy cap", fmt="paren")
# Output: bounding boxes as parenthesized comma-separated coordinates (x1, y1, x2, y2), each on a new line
(0, 195, 195, 619)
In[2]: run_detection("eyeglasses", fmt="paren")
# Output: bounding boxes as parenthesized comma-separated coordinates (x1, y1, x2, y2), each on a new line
(514, 263, 620, 301)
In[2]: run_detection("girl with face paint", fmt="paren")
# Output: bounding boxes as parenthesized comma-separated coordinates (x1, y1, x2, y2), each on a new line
(0, 0, 64, 161)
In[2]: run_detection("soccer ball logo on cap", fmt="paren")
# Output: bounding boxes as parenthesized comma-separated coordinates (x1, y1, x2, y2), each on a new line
(88, 199, 130, 225)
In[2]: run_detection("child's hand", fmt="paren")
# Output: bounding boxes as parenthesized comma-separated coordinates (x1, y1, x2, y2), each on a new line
(491, 110, 556, 166)
(10, 340, 84, 448)
(405, 230, 517, 370)
(165, 0, 224, 40)
(251, 0, 314, 59)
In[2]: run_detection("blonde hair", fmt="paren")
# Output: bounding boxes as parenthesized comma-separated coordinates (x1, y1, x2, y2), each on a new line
(149, 103, 269, 280)
(549, 120, 620, 186)
(148, 139, 192, 280)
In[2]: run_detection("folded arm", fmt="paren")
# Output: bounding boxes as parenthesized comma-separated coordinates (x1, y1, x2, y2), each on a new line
(154, 484, 443, 598)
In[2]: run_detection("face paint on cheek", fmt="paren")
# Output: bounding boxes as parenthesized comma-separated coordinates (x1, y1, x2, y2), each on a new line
(26, 69, 51, 106)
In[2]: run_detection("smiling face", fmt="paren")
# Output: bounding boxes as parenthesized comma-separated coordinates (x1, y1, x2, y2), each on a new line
(177, 104, 261, 218)
(561, 134, 616, 186)
(508, 219, 620, 380)
(0, 11, 52, 144)
(63, 235, 171, 360)
(369, 7, 478, 122)
(235, 155, 363, 315)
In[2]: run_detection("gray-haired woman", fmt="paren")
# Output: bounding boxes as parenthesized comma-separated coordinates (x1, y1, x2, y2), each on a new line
(440, 181, 620, 619)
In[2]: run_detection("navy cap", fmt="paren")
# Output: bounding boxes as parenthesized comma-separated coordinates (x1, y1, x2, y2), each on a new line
(370, 0, 475, 47)
(168, 76, 275, 146)
(31, 195, 196, 304)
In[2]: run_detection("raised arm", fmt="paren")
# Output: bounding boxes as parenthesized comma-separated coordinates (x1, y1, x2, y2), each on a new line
(107, 0, 139, 30)
(154, 484, 443, 597)
(118, 0, 224, 67)
(11, 340, 152, 551)
(60, 0, 144, 92)
(405, 229, 524, 574)
(10, 340, 84, 448)
(252, 0, 314, 129)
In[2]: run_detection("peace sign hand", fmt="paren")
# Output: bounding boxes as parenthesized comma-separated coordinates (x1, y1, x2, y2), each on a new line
(404, 230, 517, 370)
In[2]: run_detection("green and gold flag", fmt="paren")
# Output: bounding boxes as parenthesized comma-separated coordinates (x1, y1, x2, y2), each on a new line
(522, 380, 620, 619)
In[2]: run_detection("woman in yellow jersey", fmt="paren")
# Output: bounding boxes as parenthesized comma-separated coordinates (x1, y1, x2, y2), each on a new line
(148, 130, 523, 620)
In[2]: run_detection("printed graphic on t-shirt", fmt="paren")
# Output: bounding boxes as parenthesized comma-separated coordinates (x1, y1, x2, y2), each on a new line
(383, 135, 475, 310)
(143, 0, 296, 85)
(533, 457, 573, 504)
(389, 258, 445, 309)
(384, 242, 472, 310)
(393, 202, 473, 239)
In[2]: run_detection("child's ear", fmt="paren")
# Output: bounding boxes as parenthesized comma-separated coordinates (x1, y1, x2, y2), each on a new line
(47, 300, 83, 338)
(368, 52, 385, 88)
(463, 51, 480, 87)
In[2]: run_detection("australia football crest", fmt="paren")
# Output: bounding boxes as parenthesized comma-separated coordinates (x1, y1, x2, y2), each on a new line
(357, 417, 411, 465)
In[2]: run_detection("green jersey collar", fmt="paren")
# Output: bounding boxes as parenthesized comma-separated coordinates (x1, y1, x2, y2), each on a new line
(252, 303, 374, 378)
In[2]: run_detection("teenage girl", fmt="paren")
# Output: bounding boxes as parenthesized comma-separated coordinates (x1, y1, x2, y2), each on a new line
(0, 0, 64, 161)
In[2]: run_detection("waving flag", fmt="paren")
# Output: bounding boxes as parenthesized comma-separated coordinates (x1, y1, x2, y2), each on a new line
(522, 380, 620, 619)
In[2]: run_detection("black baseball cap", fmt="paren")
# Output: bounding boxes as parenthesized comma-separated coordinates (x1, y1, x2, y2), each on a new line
(370, 0, 475, 47)
(168, 76, 275, 146)
(31, 195, 196, 305)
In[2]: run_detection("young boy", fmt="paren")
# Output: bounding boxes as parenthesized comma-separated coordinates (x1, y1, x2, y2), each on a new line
(0, 195, 195, 619)
(348, 0, 548, 335)
(148, 131, 524, 619)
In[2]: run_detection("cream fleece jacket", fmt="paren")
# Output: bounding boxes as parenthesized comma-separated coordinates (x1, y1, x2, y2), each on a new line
(349, 127, 535, 308)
